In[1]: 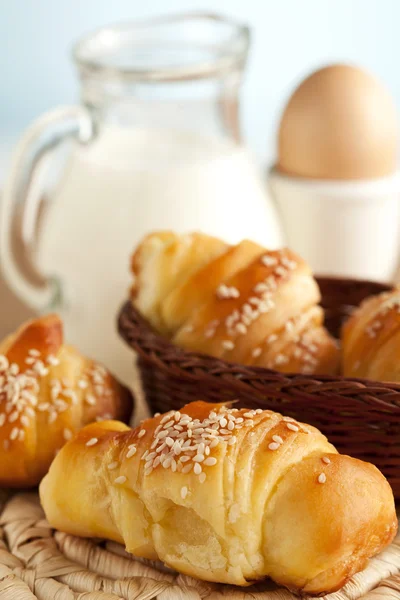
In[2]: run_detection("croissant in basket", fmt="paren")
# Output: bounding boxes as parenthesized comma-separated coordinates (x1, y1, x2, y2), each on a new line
(342, 286, 400, 380)
(0, 314, 132, 487)
(130, 231, 340, 375)
(40, 401, 397, 595)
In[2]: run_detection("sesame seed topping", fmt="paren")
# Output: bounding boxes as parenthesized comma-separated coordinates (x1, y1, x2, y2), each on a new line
(272, 435, 283, 444)
(154, 412, 160, 417)
(28, 349, 41, 357)
(266, 334, 278, 344)
(252, 347, 262, 358)
(286, 423, 299, 432)
(9, 363, 19, 376)
(322, 456, 331, 464)
(126, 445, 137, 458)
(86, 437, 98, 447)
(199, 473, 207, 483)
(107, 461, 118, 470)
(268, 442, 280, 451)
(138, 429, 146, 438)
(46, 354, 60, 366)
(275, 266, 287, 277)
(21, 415, 30, 427)
(8, 411, 19, 423)
(216, 284, 240, 300)
(275, 354, 288, 365)
(114, 476, 127, 484)
(318, 473, 327, 484)
(204, 457, 217, 466)
(236, 323, 247, 335)
(10, 427, 19, 441)
(48, 412, 57, 424)
(181, 486, 188, 499)
(261, 254, 278, 267)
(222, 340, 234, 351)
(85, 394, 96, 406)
(63, 428, 73, 440)
(194, 463, 202, 475)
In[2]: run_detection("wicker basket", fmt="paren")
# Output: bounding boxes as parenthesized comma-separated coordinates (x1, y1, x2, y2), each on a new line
(118, 277, 400, 498)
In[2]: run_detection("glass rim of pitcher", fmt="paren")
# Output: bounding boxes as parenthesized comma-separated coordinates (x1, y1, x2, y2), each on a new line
(72, 12, 250, 82)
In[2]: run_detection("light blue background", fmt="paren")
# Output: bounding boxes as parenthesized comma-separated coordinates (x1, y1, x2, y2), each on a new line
(0, 0, 399, 173)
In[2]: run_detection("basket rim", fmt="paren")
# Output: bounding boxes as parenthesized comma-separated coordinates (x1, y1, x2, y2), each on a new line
(117, 276, 400, 405)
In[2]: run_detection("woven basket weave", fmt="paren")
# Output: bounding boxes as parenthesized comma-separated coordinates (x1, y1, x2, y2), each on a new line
(118, 277, 400, 498)
(1, 491, 400, 599)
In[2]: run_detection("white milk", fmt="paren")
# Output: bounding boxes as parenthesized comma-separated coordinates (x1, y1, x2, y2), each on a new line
(37, 126, 283, 384)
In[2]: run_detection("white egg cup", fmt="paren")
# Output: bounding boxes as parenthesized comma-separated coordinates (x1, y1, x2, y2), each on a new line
(269, 167, 400, 282)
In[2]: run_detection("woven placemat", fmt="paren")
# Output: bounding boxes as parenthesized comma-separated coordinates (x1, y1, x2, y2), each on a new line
(1, 492, 400, 600)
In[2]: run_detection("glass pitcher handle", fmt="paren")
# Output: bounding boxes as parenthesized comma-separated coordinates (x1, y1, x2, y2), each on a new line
(0, 106, 93, 312)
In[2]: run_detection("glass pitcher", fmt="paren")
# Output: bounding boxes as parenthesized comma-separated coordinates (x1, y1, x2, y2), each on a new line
(0, 13, 283, 385)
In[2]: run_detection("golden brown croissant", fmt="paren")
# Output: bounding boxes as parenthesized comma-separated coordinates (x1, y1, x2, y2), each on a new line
(342, 286, 400, 380)
(40, 401, 396, 595)
(0, 314, 132, 487)
(131, 231, 339, 375)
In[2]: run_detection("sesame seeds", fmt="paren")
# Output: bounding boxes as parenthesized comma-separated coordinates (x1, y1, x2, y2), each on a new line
(0, 348, 116, 450)
(138, 429, 146, 438)
(63, 428, 73, 440)
(10, 427, 19, 441)
(0, 356, 9, 372)
(286, 422, 299, 432)
(222, 340, 234, 351)
(216, 284, 240, 300)
(114, 476, 127, 485)
(126, 444, 137, 458)
(107, 461, 118, 470)
(322, 456, 331, 464)
(86, 437, 98, 447)
(318, 473, 327, 484)
(266, 334, 278, 344)
(268, 442, 280, 451)
(181, 486, 188, 499)
(85, 394, 96, 406)
(252, 347, 262, 358)
(28, 349, 40, 357)
(275, 354, 288, 366)
(261, 255, 278, 267)
(272, 435, 283, 444)
(138, 407, 262, 480)
(47, 354, 60, 366)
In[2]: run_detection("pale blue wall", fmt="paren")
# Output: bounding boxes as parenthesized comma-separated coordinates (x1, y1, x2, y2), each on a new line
(1, 0, 399, 170)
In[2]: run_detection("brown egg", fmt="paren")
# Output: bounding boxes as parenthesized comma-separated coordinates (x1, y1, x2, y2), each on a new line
(277, 64, 399, 180)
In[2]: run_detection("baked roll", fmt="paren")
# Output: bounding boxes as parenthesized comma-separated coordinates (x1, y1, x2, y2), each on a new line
(131, 231, 339, 375)
(40, 401, 396, 595)
(0, 314, 132, 487)
(342, 286, 400, 380)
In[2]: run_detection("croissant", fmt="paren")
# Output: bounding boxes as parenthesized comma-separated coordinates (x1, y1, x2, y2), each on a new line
(342, 286, 400, 380)
(0, 314, 132, 487)
(131, 231, 339, 375)
(40, 400, 396, 595)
